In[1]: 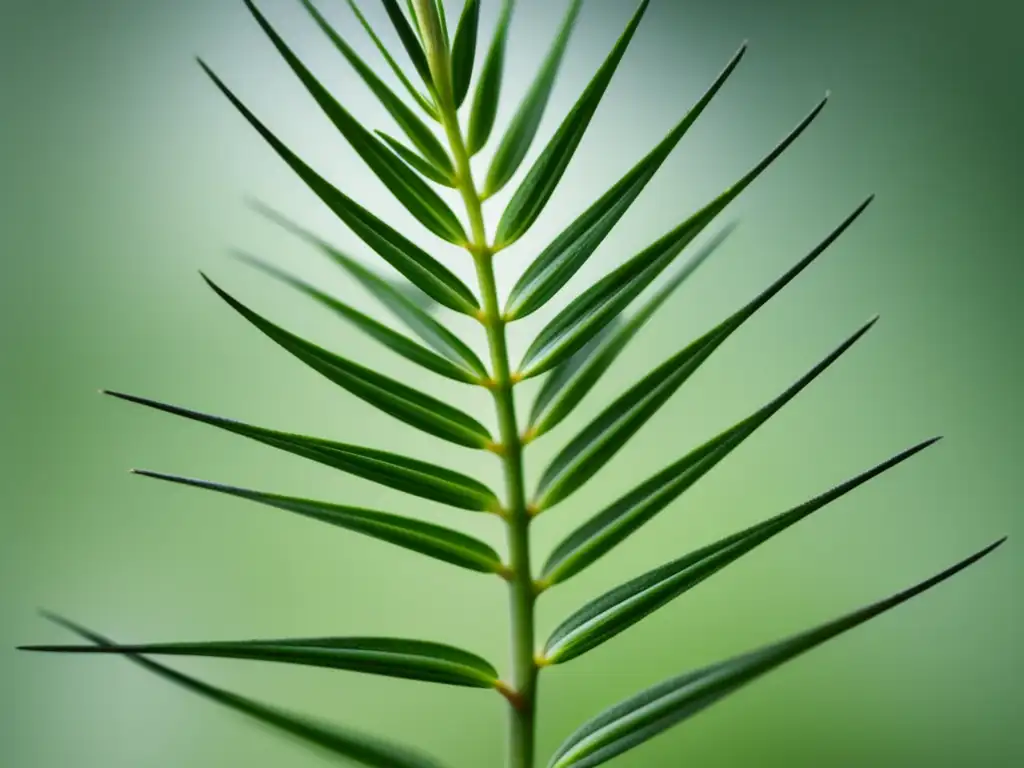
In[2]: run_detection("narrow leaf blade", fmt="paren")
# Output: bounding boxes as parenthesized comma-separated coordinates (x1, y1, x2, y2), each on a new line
(494, 0, 651, 248)
(548, 539, 1006, 768)
(380, 0, 434, 89)
(344, 0, 438, 117)
(450, 0, 480, 108)
(376, 131, 456, 187)
(30, 615, 449, 768)
(203, 276, 492, 448)
(527, 225, 736, 438)
(134, 470, 504, 573)
(516, 99, 836, 377)
(199, 62, 478, 313)
(534, 312, 877, 511)
(543, 438, 942, 663)
(482, 0, 583, 198)
(236, 254, 477, 383)
(244, 0, 466, 244)
(103, 391, 500, 512)
(25, 634, 498, 689)
(504, 43, 746, 318)
(466, 0, 513, 155)
(300, 0, 452, 173)
(250, 203, 487, 378)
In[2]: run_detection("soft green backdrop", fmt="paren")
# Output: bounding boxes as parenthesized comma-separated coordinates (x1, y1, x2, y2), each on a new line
(2, 0, 1021, 765)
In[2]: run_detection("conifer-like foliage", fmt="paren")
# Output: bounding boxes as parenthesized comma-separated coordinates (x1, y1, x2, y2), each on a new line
(21, 2, 1005, 766)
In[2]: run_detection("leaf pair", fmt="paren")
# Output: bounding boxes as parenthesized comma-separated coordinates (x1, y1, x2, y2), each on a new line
(547, 538, 1005, 767)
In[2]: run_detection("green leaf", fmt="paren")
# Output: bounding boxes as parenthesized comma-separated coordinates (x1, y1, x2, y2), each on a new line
(527, 225, 736, 439)
(376, 130, 456, 187)
(103, 391, 500, 512)
(200, 63, 478, 314)
(515, 99, 834, 377)
(31, 615, 450, 768)
(343, 0, 438, 118)
(243, 0, 465, 244)
(450, 0, 480, 109)
(504, 44, 746, 318)
(135, 470, 505, 573)
(482, 0, 583, 199)
(533, 304, 877, 512)
(250, 202, 487, 378)
(24, 633, 499, 689)
(203, 275, 493, 448)
(542, 438, 940, 664)
(494, 0, 651, 248)
(380, 0, 435, 90)
(299, 0, 452, 175)
(547, 539, 1006, 768)
(236, 254, 479, 384)
(466, 0, 513, 155)
(540, 321, 915, 588)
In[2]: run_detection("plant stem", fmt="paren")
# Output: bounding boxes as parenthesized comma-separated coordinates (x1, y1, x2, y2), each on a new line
(426, 35, 536, 766)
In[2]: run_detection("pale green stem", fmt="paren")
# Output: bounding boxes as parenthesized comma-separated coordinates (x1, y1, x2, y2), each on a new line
(417, 4, 537, 763)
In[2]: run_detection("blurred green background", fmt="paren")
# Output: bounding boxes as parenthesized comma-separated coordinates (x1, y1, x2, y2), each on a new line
(3, 0, 1021, 765)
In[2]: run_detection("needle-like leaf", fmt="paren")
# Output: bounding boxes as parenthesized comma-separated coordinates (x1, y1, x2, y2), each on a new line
(494, 0, 651, 248)
(244, 0, 466, 244)
(527, 225, 736, 439)
(343, 0, 437, 118)
(31, 615, 450, 768)
(466, 0, 513, 155)
(450, 0, 480, 109)
(380, 0, 435, 91)
(482, 0, 583, 199)
(134, 470, 504, 573)
(504, 43, 746, 318)
(203, 275, 493, 448)
(541, 333, 929, 588)
(103, 391, 500, 512)
(299, 0, 452, 175)
(534, 311, 877, 512)
(236, 254, 479, 384)
(250, 203, 487, 377)
(200, 63, 478, 314)
(547, 539, 1007, 767)
(376, 130, 457, 187)
(542, 438, 941, 662)
(24, 634, 499, 689)
(515, 99, 833, 377)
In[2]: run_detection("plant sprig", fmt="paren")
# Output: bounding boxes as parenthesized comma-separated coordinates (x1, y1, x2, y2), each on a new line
(21, 2, 1005, 767)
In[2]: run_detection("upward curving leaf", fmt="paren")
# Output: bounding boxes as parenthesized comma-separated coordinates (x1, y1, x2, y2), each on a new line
(527, 225, 737, 439)
(380, 0, 435, 91)
(103, 391, 500, 512)
(466, 0, 514, 155)
(450, 0, 480, 109)
(134, 470, 504, 573)
(541, 438, 941, 664)
(494, 0, 651, 248)
(244, 0, 466, 244)
(203, 276, 493, 449)
(343, 0, 437, 118)
(299, 0, 453, 175)
(504, 43, 747, 319)
(547, 539, 1006, 767)
(533, 313, 878, 512)
(515, 98, 834, 377)
(24, 634, 499, 689)
(376, 130, 457, 187)
(250, 202, 487, 378)
(482, 0, 583, 199)
(235, 254, 480, 384)
(199, 63, 479, 314)
(32, 615, 450, 768)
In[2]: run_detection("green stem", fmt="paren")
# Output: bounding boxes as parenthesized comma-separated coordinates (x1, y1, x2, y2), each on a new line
(422, 17, 536, 762)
